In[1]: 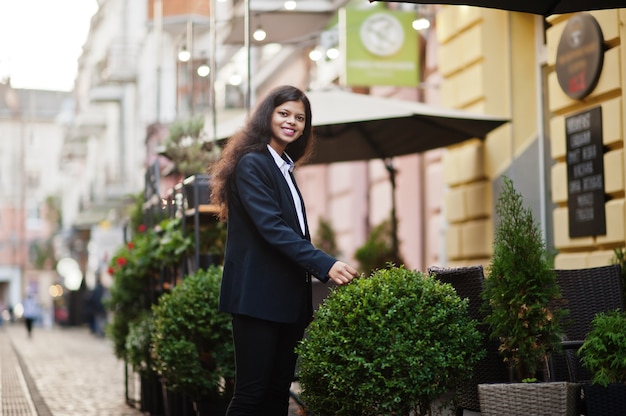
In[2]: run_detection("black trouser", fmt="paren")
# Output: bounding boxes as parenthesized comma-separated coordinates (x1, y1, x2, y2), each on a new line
(226, 313, 306, 416)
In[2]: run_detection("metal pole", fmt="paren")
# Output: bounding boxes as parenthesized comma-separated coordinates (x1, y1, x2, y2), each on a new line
(187, 19, 194, 115)
(245, 0, 251, 112)
(154, 0, 163, 123)
(210, 0, 218, 141)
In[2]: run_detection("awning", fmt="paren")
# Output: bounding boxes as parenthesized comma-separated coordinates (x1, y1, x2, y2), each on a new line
(72, 199, 134, 230)
(222, 11, 334, 45)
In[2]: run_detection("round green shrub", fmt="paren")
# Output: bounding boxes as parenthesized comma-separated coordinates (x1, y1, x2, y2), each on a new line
(151, 266, 235, 402)
(296, 266, 485, 416)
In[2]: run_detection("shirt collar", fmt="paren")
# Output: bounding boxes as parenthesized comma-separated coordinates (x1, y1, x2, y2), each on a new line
(267, 145, 294, 173)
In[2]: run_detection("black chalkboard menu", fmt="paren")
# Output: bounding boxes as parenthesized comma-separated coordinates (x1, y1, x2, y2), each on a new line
(566, 106, 606, 238)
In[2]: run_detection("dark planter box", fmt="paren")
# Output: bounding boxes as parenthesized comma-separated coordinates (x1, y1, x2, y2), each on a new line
(140, 376, 164, 415)
(183, 174, 211, 209)
(193, 398, 228, 416)
(162, 383, 196, 416)
(584, 383, 626, 416)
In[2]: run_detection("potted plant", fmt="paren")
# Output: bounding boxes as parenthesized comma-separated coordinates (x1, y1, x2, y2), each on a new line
(161, 116, 219, 179)
(354, 218, 404, 275)
(106, 224, 160, 360)
(296, 265, 485, 416)
(151, 265, 235, 416)
(479, 176, 577, 415)
(125, 311, 163, 414)
(578, 310, 626, 416)
(195, 219, 227, 268)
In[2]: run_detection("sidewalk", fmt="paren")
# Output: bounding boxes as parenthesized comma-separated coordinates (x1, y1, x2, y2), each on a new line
(0, 321, 474, 416)
(1, 322, 145, 416)
(1, 322, 307, 416)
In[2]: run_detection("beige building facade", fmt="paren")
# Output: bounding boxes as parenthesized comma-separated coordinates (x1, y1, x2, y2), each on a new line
(68, 2, 626, 284)
(435, 7, 625, 270)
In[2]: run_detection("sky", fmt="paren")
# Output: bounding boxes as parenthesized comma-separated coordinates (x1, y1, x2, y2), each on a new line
(0, 0, 98, 91)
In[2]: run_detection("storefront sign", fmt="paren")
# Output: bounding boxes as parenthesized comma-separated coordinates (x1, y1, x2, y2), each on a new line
(566, 106, 606, 238)
(556, 13, 604, 100)
(339, 7, 418, 87)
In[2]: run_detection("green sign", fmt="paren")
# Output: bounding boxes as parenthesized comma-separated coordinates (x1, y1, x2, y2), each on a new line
(340, 8, 419, 87)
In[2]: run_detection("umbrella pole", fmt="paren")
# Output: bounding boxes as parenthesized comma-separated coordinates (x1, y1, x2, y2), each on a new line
(385, 159, 399, 262)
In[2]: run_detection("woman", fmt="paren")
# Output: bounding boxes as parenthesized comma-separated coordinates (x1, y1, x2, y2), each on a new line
(211, 85, 359, 415)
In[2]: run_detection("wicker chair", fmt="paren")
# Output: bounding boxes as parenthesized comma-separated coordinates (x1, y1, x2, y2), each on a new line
(550, 264, 625, 383)
(428, 265, 509, 414)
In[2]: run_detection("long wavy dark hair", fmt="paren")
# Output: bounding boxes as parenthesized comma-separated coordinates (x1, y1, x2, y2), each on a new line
(210, 85, 315, 221)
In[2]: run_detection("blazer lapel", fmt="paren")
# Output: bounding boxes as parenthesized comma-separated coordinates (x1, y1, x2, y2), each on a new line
(266, 151, 306, 237)
(289, 170, 310, 240)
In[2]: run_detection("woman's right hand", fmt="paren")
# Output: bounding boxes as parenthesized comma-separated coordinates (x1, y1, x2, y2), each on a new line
(328, 261, 359, 285)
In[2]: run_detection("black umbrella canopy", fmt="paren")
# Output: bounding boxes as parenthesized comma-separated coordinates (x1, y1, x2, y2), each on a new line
(370, 0, 623, 16)
(305, 89, 508, 165)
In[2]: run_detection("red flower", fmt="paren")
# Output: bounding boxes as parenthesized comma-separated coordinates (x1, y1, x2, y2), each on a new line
(127, 242, 135, 250)
(116, 257, 127, 266)
(107, 266, 115, 275)
(137, 224, 147, 233)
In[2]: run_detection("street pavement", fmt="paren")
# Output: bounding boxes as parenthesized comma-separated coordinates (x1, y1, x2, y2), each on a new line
(1, 322, 145, 416)
(0, 322, 306, 416)
(0, 322, 465, 416)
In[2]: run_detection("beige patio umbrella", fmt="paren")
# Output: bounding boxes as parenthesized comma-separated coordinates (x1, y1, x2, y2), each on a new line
(211, 88, 508, 261)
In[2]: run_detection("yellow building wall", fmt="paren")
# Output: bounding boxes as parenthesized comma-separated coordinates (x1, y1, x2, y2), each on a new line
(438, 7, 537, 267)
(438, 7, 626, 270)
(547, 9, 626, 269)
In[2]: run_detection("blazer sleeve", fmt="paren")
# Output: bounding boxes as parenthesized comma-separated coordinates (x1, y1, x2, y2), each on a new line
(234, 152, 336, 281)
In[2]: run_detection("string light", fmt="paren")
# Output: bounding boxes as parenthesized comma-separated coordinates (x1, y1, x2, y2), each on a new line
(412, 17, 430, 31)
(309, 49, 323, 61)
(178, 46, 191, 62)
(197, 64, 210, 77)
(229, 74, 242, 86)
(253, 26, 267, 42)
(326, 48, 339, 60)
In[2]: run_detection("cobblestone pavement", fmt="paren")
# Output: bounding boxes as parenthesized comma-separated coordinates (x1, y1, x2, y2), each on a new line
(1, 322, 145, 416)
(0, 322, 306, 416)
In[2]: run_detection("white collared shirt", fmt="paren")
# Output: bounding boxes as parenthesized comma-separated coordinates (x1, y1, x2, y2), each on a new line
(267, 145, 305, 235)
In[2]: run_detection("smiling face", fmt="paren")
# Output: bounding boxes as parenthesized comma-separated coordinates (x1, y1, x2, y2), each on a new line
(268, 100, 306, 154)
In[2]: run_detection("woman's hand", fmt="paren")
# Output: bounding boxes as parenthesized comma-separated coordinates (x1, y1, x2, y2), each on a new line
(328, 261, 359, 285)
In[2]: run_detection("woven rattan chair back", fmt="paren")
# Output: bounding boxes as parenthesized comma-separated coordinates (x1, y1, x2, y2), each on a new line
(552, 264, 625, 382)
(428, 265, 509, 413)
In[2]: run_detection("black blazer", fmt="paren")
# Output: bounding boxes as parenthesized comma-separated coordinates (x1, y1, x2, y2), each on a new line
(219, 148, 336, 323)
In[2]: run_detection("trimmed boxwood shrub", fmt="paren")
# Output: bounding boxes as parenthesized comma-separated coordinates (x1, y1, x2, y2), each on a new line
(151, 266, 234, 403)
(296, 266, 485, 416)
